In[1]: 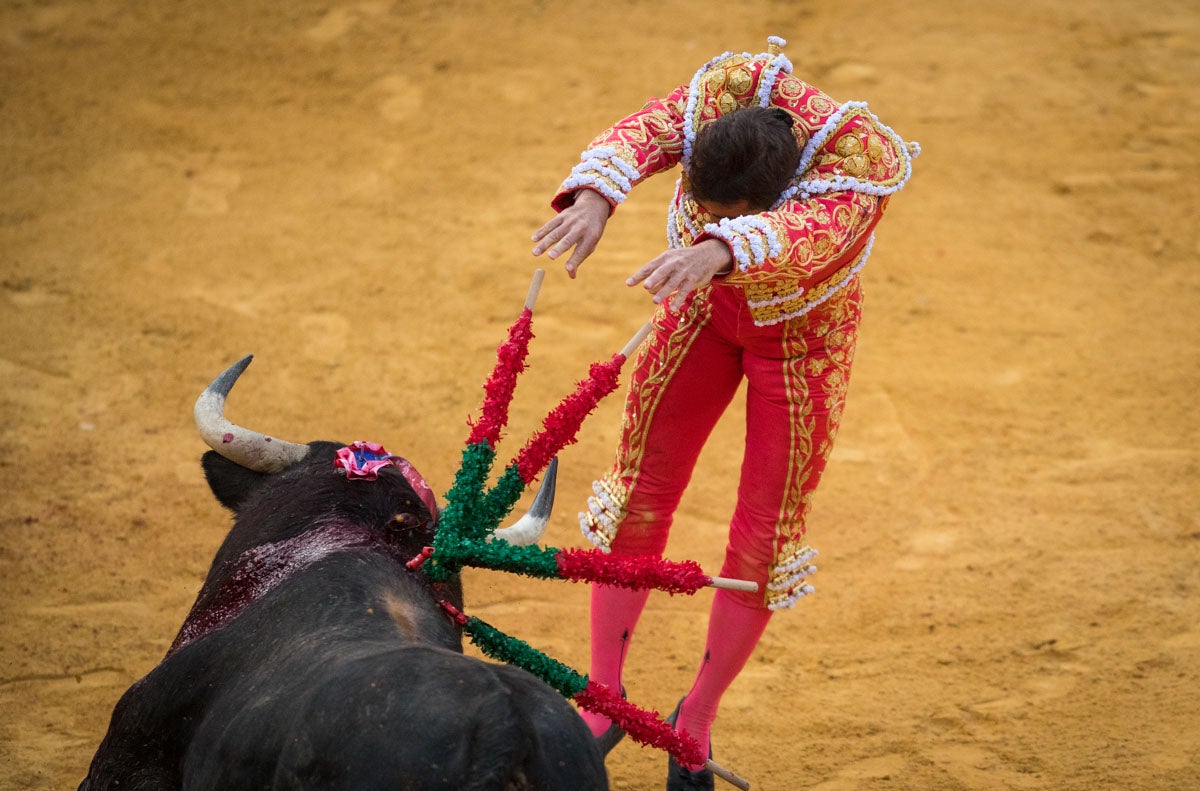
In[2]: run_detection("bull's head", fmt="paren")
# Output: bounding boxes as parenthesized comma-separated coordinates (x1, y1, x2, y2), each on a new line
(193, 355, 555, 542)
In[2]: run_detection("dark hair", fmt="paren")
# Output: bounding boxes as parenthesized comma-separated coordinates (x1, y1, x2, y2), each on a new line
(689, 107, 801, 211)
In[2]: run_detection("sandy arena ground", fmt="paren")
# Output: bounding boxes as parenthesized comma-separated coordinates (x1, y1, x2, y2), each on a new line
(1, 1, 1198, 789)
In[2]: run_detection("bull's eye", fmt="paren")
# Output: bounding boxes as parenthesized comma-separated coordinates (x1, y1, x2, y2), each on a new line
(392, 513, 422, 531)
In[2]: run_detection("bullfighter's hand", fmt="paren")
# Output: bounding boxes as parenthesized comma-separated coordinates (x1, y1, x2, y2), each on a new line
(627, 239, 734, 311)
(531, 189, 610, 279)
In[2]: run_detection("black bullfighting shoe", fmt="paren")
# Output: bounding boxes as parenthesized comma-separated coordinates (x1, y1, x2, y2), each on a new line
(594, 685, 628, 757)
(595, 720, 626, 756)
(665, 698, 714, 791)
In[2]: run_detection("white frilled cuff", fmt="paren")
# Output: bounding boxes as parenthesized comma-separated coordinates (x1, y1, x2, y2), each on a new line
(701, 215, 784, 272)
(559, 146, 640, 207)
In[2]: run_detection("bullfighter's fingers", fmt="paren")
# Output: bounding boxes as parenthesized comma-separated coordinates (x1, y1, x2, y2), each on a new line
(546, 229, 580, 261)
(668, 285, 693, 311)
(535, 221, 573, 259)
(638, 255, 676, 293)
(643, 262, 681, 303)
(531, 215, 565, 254)
(651, 268, 688, 305)
(626, 254, 664, 287)
(563, 237, 598, 279)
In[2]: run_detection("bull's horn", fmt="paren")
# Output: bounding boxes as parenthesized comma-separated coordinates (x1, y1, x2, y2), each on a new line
(194, 355, 310, 473)
(492, 457, 558, 546)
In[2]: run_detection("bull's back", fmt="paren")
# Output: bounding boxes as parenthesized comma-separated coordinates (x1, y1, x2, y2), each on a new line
(183, 642, 606, 790)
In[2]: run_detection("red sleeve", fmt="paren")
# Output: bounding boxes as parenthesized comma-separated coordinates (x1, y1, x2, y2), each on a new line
(551, 84, 690, 213)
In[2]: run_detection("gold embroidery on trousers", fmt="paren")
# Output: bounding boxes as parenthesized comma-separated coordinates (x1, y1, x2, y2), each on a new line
(582, 297, 714, 550)
(766, 286, 861, 608)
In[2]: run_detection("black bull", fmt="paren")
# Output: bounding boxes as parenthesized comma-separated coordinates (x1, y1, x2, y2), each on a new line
(79, 358, 607, 790)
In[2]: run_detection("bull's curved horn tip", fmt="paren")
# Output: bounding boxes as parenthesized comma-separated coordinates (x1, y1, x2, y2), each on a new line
(527, 457, 558, 519)
(492, 457, 559, 546)
(206, 354, 255, 398)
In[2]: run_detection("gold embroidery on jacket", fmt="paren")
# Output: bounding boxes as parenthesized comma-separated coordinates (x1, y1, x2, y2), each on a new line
(724, 193, 878, 325)
(814, 111, 907, 188)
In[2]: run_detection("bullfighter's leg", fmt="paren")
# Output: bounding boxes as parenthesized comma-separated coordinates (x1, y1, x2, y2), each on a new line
(581, 294, 743, 739)
(673, 283, 862, 766)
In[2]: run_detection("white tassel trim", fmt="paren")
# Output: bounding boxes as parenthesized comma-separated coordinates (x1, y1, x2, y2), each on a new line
(767, 584, 815, 610)
(766, 543, 818, 609)
(577, 479, 625, 553)
(767, 564, 818, 592)
(774, 546, 819, 574)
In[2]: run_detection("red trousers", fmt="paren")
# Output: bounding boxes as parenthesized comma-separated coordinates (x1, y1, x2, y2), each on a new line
(581, 277, 862, 609)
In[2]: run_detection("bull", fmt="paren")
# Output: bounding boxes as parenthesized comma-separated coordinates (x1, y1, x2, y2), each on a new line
(79, 356, 607, 790)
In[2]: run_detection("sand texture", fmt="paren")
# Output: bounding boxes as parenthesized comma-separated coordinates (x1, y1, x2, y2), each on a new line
(1, 1, 1197, 789)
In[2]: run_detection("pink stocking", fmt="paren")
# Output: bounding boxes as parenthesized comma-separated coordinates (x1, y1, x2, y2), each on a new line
(580, 583, 652, 737)
(675, 589, 773, 768)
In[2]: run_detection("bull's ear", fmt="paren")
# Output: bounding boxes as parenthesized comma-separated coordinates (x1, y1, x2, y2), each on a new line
(201, 450, 273, 512)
